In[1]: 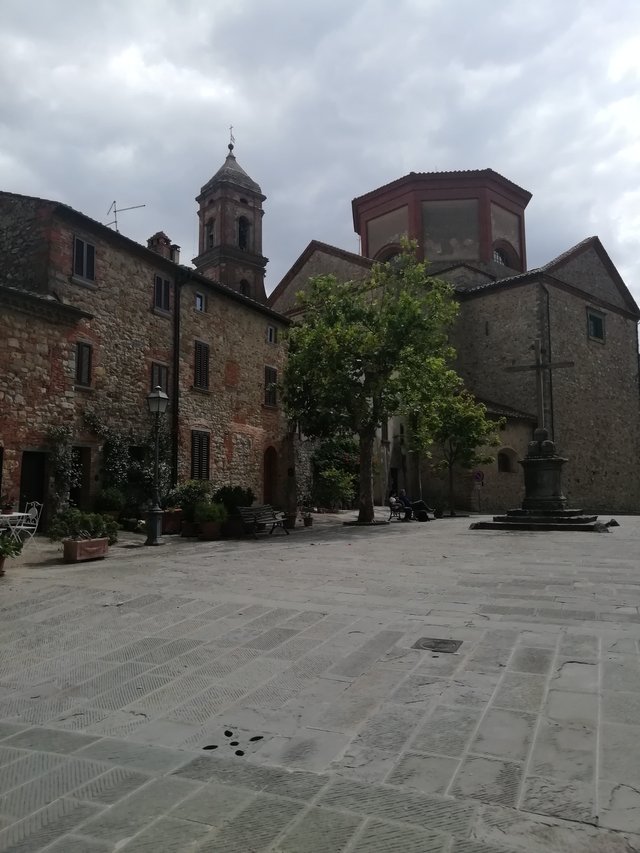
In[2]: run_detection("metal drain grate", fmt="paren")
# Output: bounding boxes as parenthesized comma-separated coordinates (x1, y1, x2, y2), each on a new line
(411, 637, 462, 654)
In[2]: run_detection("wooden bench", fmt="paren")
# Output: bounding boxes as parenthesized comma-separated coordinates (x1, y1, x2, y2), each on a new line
(238, 505, 289, 538)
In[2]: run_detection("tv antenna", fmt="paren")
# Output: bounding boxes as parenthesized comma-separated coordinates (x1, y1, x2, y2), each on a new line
(106, 200, 146, 233)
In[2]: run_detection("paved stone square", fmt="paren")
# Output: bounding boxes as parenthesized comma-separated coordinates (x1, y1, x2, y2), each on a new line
(1, 513, 640, 851)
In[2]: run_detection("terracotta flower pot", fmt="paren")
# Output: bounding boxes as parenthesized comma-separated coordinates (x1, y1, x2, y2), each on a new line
(162, 509, 184, 535)
(181, 521, 200, 538)
(199, 521, 222, 540)
(63, 538, 109, 564)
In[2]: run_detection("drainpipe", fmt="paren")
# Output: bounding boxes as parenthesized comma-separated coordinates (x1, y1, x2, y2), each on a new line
(541, 283, 555, 440)
(171, 270, 183, 486)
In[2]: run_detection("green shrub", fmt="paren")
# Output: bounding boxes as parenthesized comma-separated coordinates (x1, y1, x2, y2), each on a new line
(167, 480, 212, 522)
(315, 467, 355, 510)
(49, 510, 118, 545)
(94, 487, 126, 512)
(194, 501, 228, 523)
(212, 486, 255, 515)
(0, 532, 23, 558)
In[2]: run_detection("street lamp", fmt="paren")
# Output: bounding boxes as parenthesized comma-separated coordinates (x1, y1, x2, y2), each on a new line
(145, 385, 169, 546)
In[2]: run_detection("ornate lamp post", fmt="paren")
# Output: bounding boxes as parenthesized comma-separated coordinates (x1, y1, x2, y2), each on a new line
(145, 385, 169, 546)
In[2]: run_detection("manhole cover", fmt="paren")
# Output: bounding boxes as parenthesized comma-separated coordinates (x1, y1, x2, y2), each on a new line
(411, 637, 462, 654)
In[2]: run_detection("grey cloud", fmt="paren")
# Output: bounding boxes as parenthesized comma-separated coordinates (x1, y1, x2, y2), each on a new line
(1, 0, 639, 297)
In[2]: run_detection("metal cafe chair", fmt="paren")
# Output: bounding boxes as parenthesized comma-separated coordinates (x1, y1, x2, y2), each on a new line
(14, 502, 43, 543)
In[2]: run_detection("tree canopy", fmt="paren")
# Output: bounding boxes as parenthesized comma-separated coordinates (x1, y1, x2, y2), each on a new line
(283, 243, 461, 522)
(426, 390, 503, 515)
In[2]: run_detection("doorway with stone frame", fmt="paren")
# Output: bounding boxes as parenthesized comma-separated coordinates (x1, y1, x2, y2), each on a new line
(263, 446, 278, 505)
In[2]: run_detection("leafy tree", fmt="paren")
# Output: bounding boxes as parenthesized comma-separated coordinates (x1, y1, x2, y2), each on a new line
(283, 243, 460, 522)
(311, 436, 359, 507)
(426, 391, 503, 515)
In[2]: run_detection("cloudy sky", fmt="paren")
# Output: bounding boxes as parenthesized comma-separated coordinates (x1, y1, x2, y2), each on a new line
(2, 0, 640, 300)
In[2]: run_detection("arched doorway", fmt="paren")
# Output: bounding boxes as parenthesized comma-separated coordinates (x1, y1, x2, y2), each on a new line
(263, 446, 278, 504)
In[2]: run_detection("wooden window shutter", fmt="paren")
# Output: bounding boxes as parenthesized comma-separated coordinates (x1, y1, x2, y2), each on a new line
(194, 341, 210, 389)
(191, 431, 210, 479)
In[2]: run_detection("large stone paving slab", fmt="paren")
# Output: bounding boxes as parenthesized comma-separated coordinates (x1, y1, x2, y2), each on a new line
(2, 515, 640, 849)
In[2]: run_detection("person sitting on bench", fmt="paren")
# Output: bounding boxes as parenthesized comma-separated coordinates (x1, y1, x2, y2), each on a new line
(398, 489, 433, 521)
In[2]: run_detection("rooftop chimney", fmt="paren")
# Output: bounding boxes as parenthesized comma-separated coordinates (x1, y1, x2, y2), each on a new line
(147, 231, 172, 260)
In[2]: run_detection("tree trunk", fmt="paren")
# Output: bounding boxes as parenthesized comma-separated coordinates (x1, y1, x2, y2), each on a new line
(357, 428, 376, 523)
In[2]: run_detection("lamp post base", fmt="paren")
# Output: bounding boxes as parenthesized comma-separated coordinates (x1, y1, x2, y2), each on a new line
(145, 506, 164, 546)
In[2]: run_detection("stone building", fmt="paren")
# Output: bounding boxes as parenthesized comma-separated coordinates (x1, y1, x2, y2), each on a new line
(270, 169, 640, 513)
(0, 148, 290, 523)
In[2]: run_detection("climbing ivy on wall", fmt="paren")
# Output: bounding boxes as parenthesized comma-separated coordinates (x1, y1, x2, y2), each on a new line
(47, 425, 82, 514)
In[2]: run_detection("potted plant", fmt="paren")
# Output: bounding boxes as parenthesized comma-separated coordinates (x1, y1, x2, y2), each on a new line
(49, 509, 118, 563)
(1, 493, 15, 515)
(94, 487, 125, 519)
(170, 480, 211, 537)
(300, 507, 313, 527)
(0, 532, 23, 576)
(195, 501, 228, 540)
(160, 487, 184, 535)
(213, 486, 256, 538)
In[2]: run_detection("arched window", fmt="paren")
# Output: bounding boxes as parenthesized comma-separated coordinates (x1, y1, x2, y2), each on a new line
(205, 219, 215, 249)
(373, 245, 402, 263)
(497, 448, 517, 473)
(238, 216, 250, 250)
(492, 240, 519, 270)
(239, 279, 250, 297)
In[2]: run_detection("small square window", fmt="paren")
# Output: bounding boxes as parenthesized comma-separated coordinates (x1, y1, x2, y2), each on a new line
(154, 275, 171, 312)
(264, 366, 278, 407)
(195, 292, 205, 312)
(73, 237, 95, 281)
(75, 342, 92, 387)
(587, 310, 605, 342)
(267, 325, 278, 344)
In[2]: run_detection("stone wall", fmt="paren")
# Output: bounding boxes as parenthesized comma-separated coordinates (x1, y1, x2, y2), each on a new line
(453, 284, 541, 419)
(0, 197, 290, 512)
(0, 301, 79, 500)
(271, 249, 370, 315)
(454, 277, 640, 513)
(0, 193, 55, 292)
(178, 278, 289, 503)
(546, 284, 640, 512)
(549, 245, 630, 311)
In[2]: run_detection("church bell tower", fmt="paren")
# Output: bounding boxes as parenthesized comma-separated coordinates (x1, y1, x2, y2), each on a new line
(193, 142, 268, 303)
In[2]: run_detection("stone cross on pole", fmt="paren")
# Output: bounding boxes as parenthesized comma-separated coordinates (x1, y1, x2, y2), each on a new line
(505, 339, 574, 430)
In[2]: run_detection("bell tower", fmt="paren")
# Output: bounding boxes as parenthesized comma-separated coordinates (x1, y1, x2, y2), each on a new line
(193, 143, 268, 303)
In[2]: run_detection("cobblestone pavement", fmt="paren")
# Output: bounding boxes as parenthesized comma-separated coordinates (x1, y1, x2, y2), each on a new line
(1, 512, 640, 851)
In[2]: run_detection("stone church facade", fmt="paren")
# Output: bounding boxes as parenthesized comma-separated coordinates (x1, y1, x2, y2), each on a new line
(270, 169, 640, 514)
(0, 147, 290, 525)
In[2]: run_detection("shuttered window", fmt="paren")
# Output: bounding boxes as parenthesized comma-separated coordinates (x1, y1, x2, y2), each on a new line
(73, 237, 95, 281)
(264, 366, 277, 407)
(154, 275, 171, 311)
(194, 341, 209, 389)
(75, 342, 92, 386)
(191, 431, 210, 480)
(151, 362, 169, 393)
